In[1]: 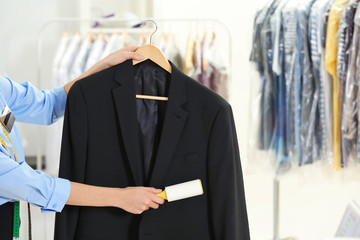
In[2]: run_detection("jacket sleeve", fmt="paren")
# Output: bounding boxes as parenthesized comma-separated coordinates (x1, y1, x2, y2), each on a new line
(55, 81, 88, 240)
(207, 104, 250, 240)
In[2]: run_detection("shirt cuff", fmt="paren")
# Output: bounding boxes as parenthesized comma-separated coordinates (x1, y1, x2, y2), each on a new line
(41, 177, 70, 213)
(51, 86, 67, 122)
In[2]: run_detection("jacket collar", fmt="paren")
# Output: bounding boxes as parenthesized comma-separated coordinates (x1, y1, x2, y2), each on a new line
(112, 60, 188, 187)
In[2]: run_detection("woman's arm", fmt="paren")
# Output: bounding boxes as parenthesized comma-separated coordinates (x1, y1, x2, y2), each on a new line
(64, 45, 143, 95)
(67, 182, 165, 214)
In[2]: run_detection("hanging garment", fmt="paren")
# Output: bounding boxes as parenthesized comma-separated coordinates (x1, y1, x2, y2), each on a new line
(198, 33, 211, 88)
(163, 33, 184, 71)
(45, 33, 71, 176)
(271, 0, 290, 75)
(309, 0, 336, 163)
(184, 32, 196, 75)
(355, 4, 360, 160)
(281, 0, 301, 160)
(325, 0, 350, 170)
(54, 59, 249, 240)
(206, 36, 229, 100)
(100, 32, 125, 60)
(70, 32, 94, 80)
(250, 0, 284, 151)
(319, 0, 337, 162)
(51, 33, 71, 84)
(57, 33, 83, 85)
(192, 36, 202, 81)
(270, 0, 290, 166)
(48, 33, 82, 175)
(84, 33, 107, 71)
(264, 0, 290, 165)
(298, 0, 318, 166)
(339, 0, 360, 166)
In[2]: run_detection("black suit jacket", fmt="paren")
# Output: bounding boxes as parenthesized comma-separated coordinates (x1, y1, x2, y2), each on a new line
(55, 60, 249, 240)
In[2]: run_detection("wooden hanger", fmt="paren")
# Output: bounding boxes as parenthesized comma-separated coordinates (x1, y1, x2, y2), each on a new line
(133, 44, 171, 73)
(132, 20, 171, 101)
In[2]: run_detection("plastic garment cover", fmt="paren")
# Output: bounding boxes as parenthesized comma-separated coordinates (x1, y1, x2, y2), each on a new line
(281, 0, 301, 165)
(249, 0, 360, 174)
(325, 0, 350, 170)
(309, 0, 331, 163)
(340, 0, 360, 167)
(271, 0, 291, 169)
(259, 0, 283, 152)
(250, 0, 283, 151)
(341, 24, 360, 166)
(298, 0, 318, 166)
(355, 5, 360, 161)
(319, 0, 338, 164)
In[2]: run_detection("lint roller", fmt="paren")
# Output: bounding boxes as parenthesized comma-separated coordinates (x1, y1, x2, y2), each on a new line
(156, 179, 204, 202)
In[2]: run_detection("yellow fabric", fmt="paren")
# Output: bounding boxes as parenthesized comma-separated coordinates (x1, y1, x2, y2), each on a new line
(325, 0, 349, 170)
(184, 33, 195, 75)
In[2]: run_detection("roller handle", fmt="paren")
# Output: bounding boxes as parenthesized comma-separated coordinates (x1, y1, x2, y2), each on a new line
(156, 190, 168, 200)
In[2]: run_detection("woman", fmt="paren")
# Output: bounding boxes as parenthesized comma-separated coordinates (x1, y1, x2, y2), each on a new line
(0, 45, 164, 239)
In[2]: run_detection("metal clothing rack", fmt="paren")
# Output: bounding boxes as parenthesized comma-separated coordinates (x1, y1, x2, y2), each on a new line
(37, 17, 232, 84)
(273, 177, 298, 240)
(36, 17, 232, 172)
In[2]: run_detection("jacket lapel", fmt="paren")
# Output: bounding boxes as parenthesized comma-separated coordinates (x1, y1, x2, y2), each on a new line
(149, 62, 188, 187)
(112, 60, 145, 186)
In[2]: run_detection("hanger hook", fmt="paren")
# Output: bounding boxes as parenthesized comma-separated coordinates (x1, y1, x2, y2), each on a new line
(132, 19, 158, 44)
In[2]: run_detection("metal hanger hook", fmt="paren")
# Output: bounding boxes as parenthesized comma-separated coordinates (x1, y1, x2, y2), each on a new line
(132, 19, 158, 44)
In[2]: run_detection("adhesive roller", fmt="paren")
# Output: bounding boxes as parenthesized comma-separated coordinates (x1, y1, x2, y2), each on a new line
(156, 179, 204, 202)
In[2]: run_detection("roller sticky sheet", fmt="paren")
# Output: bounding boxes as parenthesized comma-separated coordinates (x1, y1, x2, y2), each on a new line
(156, 179, 204, 202)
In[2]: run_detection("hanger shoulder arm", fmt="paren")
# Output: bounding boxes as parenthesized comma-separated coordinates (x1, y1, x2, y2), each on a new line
(133, 44, 172, 73)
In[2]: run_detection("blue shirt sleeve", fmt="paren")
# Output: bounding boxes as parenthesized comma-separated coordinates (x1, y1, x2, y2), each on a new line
(0, 148, 71, 212)
(0, 75, 70, 212)
(0, 76, 67, 125)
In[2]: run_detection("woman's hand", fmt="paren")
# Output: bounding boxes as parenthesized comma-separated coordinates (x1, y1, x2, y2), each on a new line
(64, 45, 144, 95)
(116, 187, 165, 214)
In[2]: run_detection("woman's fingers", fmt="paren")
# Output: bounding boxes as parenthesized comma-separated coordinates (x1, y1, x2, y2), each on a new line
(146, 187, 163, 194)
(145, 188, 165, 205)
(121, 45, 140, 52)
(123, 52, 144, 61)
(151, 194, 165, 205)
